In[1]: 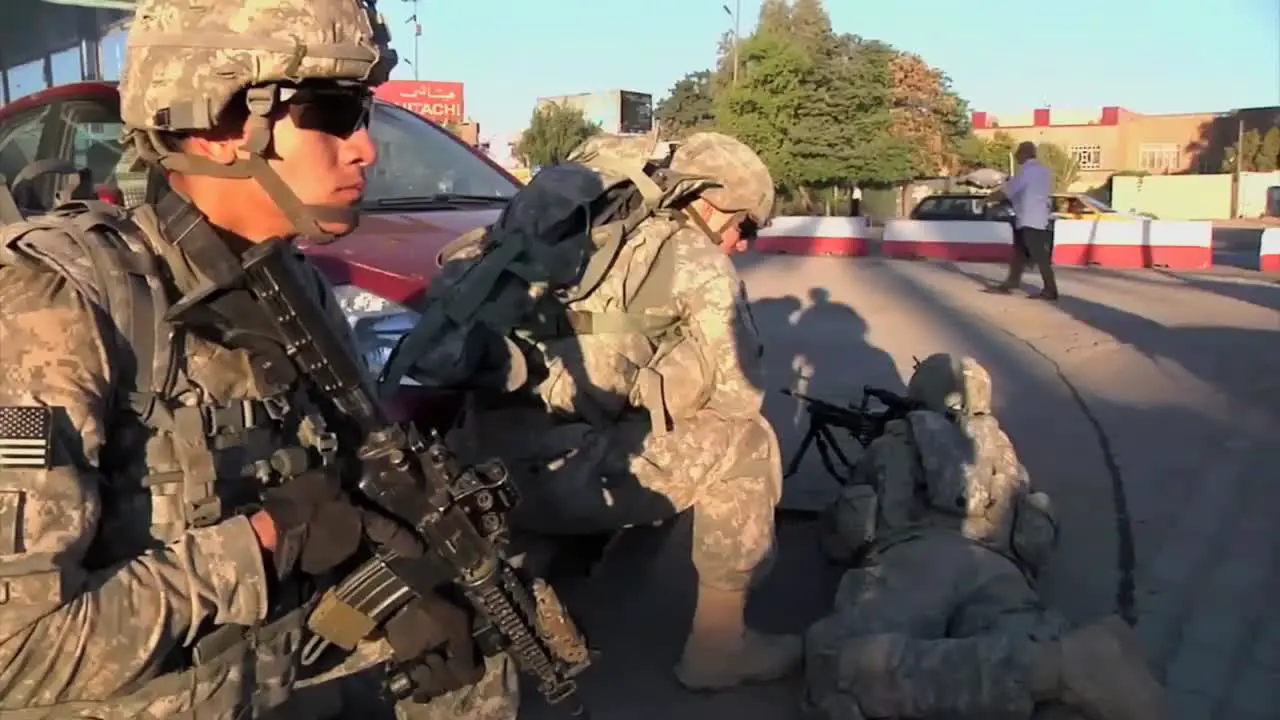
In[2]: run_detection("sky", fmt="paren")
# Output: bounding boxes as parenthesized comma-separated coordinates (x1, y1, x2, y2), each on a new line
(377, 0, 1280, 151)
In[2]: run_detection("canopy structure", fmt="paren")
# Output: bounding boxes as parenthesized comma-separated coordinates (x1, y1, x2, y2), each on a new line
(1, 1, 131, 104)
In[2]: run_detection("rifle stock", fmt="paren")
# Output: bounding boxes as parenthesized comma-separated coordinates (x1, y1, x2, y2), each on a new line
(240, 239, 591, 714)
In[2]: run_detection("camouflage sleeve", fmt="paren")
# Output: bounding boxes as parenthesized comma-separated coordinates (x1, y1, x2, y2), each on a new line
(823, 632, 1040, 717)
(0, 263, 269, 705)
(806, 538, 1040, 718)
(672, 240, 767, 419)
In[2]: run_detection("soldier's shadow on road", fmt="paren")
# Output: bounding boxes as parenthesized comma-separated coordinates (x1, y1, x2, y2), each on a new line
(746, 284, 902, 510)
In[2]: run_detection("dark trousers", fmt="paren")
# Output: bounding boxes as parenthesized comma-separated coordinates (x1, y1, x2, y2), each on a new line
(1005, 225, 1058, 295)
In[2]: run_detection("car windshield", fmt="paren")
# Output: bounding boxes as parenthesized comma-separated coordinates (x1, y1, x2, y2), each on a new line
(364, 102, 519, 207)
(917, 196, 984, 216)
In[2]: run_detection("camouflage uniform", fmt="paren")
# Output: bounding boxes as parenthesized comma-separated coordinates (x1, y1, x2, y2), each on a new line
(0, 1, 514, 718)
(447, 132, 803, 688)
(805, 354, 1167, 720)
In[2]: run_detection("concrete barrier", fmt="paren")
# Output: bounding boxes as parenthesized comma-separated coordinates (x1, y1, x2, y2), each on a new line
(1260, 228, 1280, 272)
(1051, 219, 1213, 270)
(881, 219, 1013, 262)
(755, 216, 871, 256)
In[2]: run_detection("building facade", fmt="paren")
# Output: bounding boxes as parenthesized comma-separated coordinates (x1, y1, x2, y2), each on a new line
(534, 90, 654, 136)
(971, 106, 1227, 189)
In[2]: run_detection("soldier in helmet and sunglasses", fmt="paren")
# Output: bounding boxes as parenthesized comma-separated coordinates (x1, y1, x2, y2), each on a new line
(0, 1, 515, 718)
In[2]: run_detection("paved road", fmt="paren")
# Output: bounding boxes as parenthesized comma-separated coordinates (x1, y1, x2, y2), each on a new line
(524, 255, 1280, 720)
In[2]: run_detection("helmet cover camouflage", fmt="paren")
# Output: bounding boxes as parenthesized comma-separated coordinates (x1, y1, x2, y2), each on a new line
(669, 132, 775, 225)
(906, 353, 993, 416)
(120, 0, 397, 132)
(569, 132, 671, 167)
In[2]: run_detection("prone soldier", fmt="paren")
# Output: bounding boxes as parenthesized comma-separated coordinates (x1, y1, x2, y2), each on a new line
(805, 353, 1167, 720)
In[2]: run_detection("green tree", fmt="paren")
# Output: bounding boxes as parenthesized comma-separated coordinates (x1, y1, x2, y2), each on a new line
(514, 103, 601, 169)
(712, 28, 810, 188)
(1256, 127, 1280, 171)
(655, 0, 982, 212)
(756, 0, 792, 33)
(957, 131, 1017, 173)
(887, 49, 972, 176)
(821, 34, 916, 187)
(714, 0, 914, 197)
(655, 71, 715, 138)
(1222, 128, 1263, 172)
(1037, 142, 1079, 192)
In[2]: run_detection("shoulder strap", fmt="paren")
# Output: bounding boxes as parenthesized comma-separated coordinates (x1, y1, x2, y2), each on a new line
(0, 201, 178, 422)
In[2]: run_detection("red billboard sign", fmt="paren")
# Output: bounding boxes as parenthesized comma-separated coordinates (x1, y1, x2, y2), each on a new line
(375, 80, 465, 125)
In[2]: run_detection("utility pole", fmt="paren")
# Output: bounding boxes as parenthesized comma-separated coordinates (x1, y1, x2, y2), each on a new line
(1231, 109, 1244, 218)
(722, 1, 740, 86)
(404, 0, 421, 80)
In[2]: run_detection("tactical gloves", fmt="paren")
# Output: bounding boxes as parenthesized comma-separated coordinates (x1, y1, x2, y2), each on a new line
(1032, 615, 1168, 720)
(260, 470, 364, 578)
(384, 591, 485, 702)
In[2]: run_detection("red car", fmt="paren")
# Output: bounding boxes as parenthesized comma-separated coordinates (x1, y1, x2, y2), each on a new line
(0, 81, 521, 428)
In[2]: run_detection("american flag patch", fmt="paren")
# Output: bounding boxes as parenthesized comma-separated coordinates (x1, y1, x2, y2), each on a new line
(0, 406, 53, 469)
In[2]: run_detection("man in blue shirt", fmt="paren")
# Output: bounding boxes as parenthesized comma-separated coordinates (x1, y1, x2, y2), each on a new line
(987, 142, 1059, 300)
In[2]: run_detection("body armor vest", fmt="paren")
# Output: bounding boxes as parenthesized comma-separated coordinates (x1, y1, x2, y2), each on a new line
(0, 193, 350, 718)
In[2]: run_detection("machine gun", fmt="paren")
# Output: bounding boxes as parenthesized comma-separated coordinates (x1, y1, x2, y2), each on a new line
(239, 239, 591, 715)
(781, 385, 921, 484)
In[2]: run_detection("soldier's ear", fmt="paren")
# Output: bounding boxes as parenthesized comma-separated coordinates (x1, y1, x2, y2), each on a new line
(180, 135, 241, 165)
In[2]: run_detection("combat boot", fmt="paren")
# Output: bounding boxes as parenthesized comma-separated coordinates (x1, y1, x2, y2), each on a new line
(674, 584, 803, 690)
(1032, 615, 1167, 720)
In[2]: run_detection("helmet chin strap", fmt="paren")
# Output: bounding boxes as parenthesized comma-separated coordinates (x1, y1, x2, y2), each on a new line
(683, 206, 726, 247)
(683, 200, 746, 249)
(128, 84, 360, 245)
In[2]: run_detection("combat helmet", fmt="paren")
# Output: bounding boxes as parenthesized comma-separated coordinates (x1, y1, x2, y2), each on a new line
(669, 132, 775, 226)
(119, 0, 397, 242)
(906, 353, 993, 416)
(569, 130, 673, 169)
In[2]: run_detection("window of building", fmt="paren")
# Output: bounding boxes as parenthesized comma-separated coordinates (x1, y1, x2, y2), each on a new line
(51, 46, 84, 86)
(99, 27, 128, 82)
(1138, 143, 1180, 173)
(1068, 144, 1102, 170)
(6, 58, 48, 102)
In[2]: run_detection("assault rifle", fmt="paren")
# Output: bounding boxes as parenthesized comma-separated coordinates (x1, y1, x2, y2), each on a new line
(239, 239, 591, 715)
(781, 385, 921, 484)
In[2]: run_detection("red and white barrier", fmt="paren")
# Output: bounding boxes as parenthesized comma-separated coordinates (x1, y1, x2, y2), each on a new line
(1260, 228, 1280, 272)
(755, 216, 871, 256)
(881, 220, 1013, 262)
(1051, 219, 1213, 270)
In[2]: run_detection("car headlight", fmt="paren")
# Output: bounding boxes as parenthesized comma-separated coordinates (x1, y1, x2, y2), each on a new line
(330, 284, 422, 385)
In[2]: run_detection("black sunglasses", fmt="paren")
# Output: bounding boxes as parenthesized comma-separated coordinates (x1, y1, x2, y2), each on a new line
(282, 86, 374, 139)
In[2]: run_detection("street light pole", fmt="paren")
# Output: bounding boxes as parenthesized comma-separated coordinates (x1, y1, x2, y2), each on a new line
(413, 0, 420, 80)
(1230, 109, 1245, 218)
(722, 1, 740, 86)
(402, 0, 421, 80)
